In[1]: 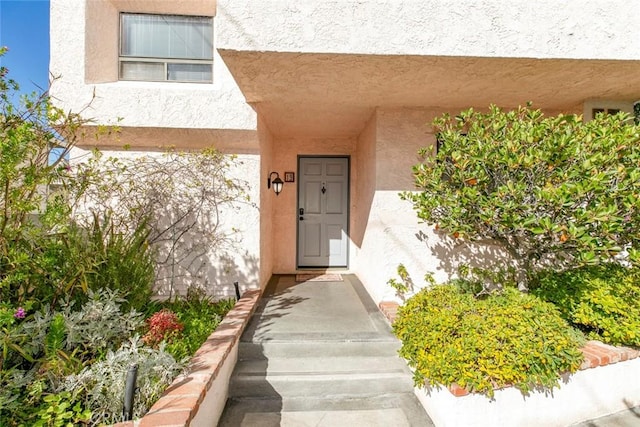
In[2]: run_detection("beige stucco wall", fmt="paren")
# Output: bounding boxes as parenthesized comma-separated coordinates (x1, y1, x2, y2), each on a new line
(352, 112, 376, 248)
(68, 146, 260, 299)
(50, 0, 255, 131)
(217, 0, 640, 60)
(258, 117, 275, 289)
(354, 108, 437, 302)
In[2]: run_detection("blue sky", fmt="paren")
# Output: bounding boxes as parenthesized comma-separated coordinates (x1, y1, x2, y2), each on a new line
(0, 0, 50, 95)
(1, 0, 60, 161)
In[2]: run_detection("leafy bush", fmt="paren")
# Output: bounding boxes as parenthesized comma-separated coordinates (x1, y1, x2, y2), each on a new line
(32, 391, 91, 427)
(0, 289, 146, 424)
(532, 264, 640, 347)
(61, 337, 183, 426)
(63, 289, 144, 359)
(1, 287, 235, 424)
(0, 216, 156, 313)
(0, 46, 239, 424)
(143, 309, 183, 348)
(405, 104, 640, 289)
(82, 216, 156, 312)
(160, 289, 235, 361)
(393, 284, 584, 397)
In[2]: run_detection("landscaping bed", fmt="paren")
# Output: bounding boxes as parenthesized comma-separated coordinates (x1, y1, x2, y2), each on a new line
(0, 289, 236, 426)
(385, 103, 640, 421)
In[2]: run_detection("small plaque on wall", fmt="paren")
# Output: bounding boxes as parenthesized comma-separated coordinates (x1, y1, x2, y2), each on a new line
(284, 172, 295, 182)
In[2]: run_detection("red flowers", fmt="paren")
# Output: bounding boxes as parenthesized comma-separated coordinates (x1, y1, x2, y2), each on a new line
(143, 309, 184, 347)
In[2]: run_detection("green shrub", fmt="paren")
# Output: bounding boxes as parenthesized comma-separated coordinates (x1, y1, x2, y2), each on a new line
(405, 104, 640, 290)
(32, 391, 91, 427)
(63, 288, 144, 359)
(1, 290, 146, 425)
(532, 264, 640, 347)
(62, 337, 183, 426)
(83, 215, 156, 312)
(393, 284, 584, 397)
(0, 216, 155, 313)
(161, 289, 235, 361)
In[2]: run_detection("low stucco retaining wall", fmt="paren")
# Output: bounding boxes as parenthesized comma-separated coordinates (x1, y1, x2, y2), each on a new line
(379, 301, 640, 427)
(416, 357, 640, 427)
(115, 289, 261, 427)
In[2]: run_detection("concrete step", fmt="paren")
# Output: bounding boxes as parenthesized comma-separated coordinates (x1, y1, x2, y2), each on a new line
(234, 356, 409, 375)
(229, 371, 414, 399)
(219, 393, 435, 427)
(238, 340, 401, 360)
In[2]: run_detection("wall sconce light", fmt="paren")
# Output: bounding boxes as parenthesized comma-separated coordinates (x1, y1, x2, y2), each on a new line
(267, 172, 284, 196)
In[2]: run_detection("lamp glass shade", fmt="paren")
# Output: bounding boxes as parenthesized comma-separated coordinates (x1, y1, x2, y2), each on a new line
(272, 177, 284, 195)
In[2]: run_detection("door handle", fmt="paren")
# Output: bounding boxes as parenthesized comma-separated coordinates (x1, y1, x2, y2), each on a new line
(299, 208, 304, 221)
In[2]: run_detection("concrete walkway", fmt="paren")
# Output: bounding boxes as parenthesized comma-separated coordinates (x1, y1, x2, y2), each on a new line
(572, 406, 640, 427)
(218, 274, 434, 426)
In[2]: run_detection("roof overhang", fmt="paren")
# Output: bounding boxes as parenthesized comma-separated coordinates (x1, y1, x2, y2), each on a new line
(218, 50, 640, 139)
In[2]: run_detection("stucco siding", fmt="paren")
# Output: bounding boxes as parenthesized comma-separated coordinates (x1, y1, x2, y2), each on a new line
(217, 0, 640, 61)
(352, 111, 376, 249)
(258, 117, 275, 289)
(376, 108, 435, 190)
(354, 108, 439, 301)
(50, 0, 256, 132)
(68, 147, 260, 299)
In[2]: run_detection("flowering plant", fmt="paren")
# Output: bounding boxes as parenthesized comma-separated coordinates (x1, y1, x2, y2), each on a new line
(143, 309, 183, 347)
(14, 307, 26, 319)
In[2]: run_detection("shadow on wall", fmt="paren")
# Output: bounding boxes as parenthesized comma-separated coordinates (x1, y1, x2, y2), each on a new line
(416, 230, 511, 280)
(152, 216, 260, 300)
(154, 249, 259, 300)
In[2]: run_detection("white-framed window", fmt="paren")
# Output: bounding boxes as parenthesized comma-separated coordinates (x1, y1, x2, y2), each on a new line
(119, 13, 213, 83)
(583, 100, 633, 121)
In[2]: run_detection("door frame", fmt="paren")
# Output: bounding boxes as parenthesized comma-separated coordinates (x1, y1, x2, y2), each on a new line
(296, 155, 351, 269)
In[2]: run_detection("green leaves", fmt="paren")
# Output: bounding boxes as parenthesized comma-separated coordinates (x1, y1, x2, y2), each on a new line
(33, 391, 91, 427)
(408, 104, 640, 285)
(532, 265, 640, 347)
(393, 284, 584, 398)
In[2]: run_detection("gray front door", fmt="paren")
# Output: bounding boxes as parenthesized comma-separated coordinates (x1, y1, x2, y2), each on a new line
(297, 157, 349, 268)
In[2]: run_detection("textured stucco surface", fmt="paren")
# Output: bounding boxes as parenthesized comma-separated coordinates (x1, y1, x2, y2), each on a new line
(50, 0, 256, 132)
(216, 0, 640, 139)
(352, 111, 376, 248)
(217, 0, 640, 60)
(218, 50, 639, 138)
(257, 117, 275, 289)
(75, 127, 259, 153)
(416, 357, 640, 427)
(375, 108, 434, 190)
(69, 147, 260, 299)
(355, 108, 435, 302)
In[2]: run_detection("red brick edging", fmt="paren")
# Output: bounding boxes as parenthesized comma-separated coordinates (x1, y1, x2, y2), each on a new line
(114, 289, 261, 427)
(379, 301, 640, 397)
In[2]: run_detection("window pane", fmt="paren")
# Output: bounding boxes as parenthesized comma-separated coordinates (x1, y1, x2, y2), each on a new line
(120, 62, 165, 81)
(168, 63, 212, 82)
(121, 14, 213, 60)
